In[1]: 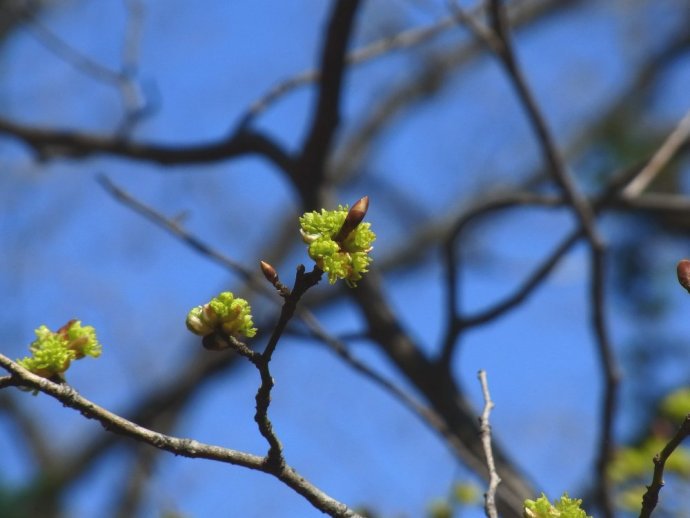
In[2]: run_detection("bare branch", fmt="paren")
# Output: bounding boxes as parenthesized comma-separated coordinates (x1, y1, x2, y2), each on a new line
(97, 176, 262, 287)
(21, 4, 149, 133)
(0, 353, 361, 518)
(477, 370, 500, 518)
(639, 414, 690, 518)
(296, 0, 362, 209)
(622, 107, 690, 198)
(244, 0, 577, 128)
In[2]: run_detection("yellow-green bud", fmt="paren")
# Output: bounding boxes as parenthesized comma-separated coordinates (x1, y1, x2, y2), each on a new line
(17, 320, 102, 379)
(298, 198, 376, 287)
(186, 292, 257, 339)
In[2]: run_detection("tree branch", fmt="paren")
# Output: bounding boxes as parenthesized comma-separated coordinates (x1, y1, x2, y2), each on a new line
(0, 118, 294, 173)
(0, 353, 361, 518)
(296, 0, 362, 209)
(477, 370, 501, 518)
(639, 414, 690, 518)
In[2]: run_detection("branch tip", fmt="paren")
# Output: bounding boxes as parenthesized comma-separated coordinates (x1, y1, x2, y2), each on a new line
(677, 259, 690, 293)
(334, 195, 370, 243)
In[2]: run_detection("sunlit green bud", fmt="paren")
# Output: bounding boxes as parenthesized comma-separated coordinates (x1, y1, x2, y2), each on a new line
(523, 493, 591, 518)
(186, 306, 215, 335)
(59, 320, 102, 359)
(299, 198, 376, 287)
(18, 325, 75, 378)
(186, 292, 257, 339)
(17, 321, 103, 381)
(299, 205, 348, 239)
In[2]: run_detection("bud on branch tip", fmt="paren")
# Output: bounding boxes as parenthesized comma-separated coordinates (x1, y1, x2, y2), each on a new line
(299, 197, 376, 287)
(677, 259, 690, 293)
(260, 260, 278, 284)
(334, 195, 369, 243)
(186, 292, 257, 340)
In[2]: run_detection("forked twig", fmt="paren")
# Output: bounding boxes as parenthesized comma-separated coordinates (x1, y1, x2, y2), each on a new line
(639, 414, 690, 518)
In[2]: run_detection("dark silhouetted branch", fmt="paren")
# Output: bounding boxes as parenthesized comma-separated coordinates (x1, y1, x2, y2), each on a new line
(296, 0, 362, 209)
(639, 414, 690, 518)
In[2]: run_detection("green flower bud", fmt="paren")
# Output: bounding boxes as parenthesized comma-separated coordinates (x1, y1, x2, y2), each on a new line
(60, 320, 102, 359)
(299, 199, 376, 287)
(523, 493, 591, 518)
(185, 306, 215, 335)
(186, 292, 257, 339)
(17, 321, 102, 379)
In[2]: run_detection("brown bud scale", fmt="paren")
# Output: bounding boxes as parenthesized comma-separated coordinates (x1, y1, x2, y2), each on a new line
(677, 259, 690, 293)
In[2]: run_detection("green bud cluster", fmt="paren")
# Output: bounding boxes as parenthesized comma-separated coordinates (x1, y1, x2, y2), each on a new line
(17, 320, 102, 379)
(299, 205, 375, 287)
(523, 493, 591, 518)
(186, 292, 257, 339)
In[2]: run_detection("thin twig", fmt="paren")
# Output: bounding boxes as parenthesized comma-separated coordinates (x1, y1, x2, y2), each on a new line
(21, 5, 148, 132)
(450, 3, 617, 513)
(639, 414, 690, 518)
(623, 107, 690, 198)
(242, 0, 570, 126)
(477, 370, 500, 518)
(97, 175, 259, 286)
(253, 265, 324, 466)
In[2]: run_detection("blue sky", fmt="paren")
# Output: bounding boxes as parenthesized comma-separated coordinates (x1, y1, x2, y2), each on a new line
(2, 1, 690, 517)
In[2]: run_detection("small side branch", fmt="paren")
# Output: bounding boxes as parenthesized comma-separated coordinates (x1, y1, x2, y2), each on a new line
(253, 265, 324, 467)
(623, 106, 690, 198)
(639, 414, 690, 518)
(477, 370, 501, 518)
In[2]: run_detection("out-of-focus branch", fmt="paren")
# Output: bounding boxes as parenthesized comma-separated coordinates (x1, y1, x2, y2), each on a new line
(0, 392, 54, 468)
(20, 3, 149, 133)
(0, 354, 361, 518)
(451, 3, 616, 513)
(296, 0, 362, 210)
(622, 107, 690, 198)
(440, 192, 561, 363)
(477, 370, 500, 518)
(243, 0, 578, 130)
(97, 175, 265, 289)
(351, 271, 532, 517)
(329, 0, 580, 185)
(489, 2, 601, 247)
(0, 118, 294, 172)
(112, 444, 157, 518)
(639, 414, 690, 518)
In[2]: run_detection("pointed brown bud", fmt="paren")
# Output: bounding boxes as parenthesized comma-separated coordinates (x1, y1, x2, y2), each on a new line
(334, 196, 370, 244)
(348, 196, 369, 225)
(677, 259, 690, 293)
(57, 319, 77, 337)
(260, 260, 279, 284)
